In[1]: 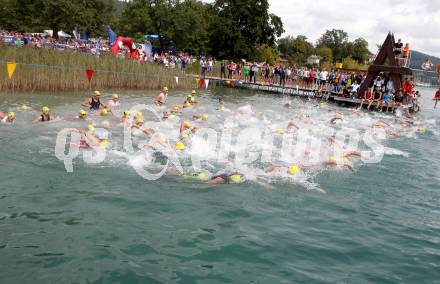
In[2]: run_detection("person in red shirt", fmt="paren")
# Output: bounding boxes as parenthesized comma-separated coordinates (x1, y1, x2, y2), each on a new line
(308, 68, 315, 88)
(434, 88, 440, 109)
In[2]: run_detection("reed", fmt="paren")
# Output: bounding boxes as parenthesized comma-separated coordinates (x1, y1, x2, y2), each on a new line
(0, 45, 198, 92)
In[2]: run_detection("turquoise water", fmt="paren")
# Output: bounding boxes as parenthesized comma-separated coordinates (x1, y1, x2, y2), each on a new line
(1, 88, 440, 283)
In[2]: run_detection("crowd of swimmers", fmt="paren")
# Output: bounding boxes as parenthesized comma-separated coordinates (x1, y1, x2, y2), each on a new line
(0, 84, 432, 186)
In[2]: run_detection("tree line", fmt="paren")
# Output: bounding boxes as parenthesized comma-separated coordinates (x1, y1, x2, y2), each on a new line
(1, 0, 370, 66)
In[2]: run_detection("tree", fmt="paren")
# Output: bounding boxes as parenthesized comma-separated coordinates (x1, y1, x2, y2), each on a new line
(317, 29, 348, 61)
(278, 35, 314, 65)
(170, 0, 212, 55)
(209, 0, 284, 60)
(0, 0, 116, 38)
(315, 46, 333, 67)
(257, 44, 278, 64)
(351, 37, 369, 64)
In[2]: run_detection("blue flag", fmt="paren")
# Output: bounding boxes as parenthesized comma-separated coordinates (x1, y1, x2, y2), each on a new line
(107, 26, 117, 45)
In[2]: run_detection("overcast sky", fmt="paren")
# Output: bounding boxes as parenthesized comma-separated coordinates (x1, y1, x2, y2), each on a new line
(205, 0, 440, 57)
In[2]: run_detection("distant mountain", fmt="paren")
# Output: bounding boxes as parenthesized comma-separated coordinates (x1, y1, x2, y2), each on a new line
(409, 50, 440, 70)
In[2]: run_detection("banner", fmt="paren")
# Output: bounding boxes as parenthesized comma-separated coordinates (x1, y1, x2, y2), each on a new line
(6, 62, 16, 79)
(175, 76, 179, 85)
(204, 79, 209, 89)
(86, 69, 94, 82)
(199, 78, 204, 89)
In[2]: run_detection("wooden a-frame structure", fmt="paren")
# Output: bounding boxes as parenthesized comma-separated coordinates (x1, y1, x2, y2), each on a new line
(359, 33, 412, 95)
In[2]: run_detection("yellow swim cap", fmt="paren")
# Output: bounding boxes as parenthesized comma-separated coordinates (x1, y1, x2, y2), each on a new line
(136, 111, 143, 118)
(42, 106, 49, 113)
(191, 90, 196, 95)
(202, 114, 209, 121)
(112, 94, 119, 99)
(123, 110, 129, 117)
(79, 109, 86, 116)
(87, 124, 95, 132)
(100, 108, 108, 116)
(175, 141, 185, 150)
(276, 128, 284, 135)
(163, 86, 168, 92)
(329, 156, 337, 163)
(229, 174, 242, 183)
(99, 140, 109, 148)
(94, 90, 101, 96)
(288, 164, 299, 175)
(418, 128, 425, 134)
(197, 172, 209, 180)
(7, 111, 15, 118)
(182, 133, 189, 139)
(21, 104, 28, 110)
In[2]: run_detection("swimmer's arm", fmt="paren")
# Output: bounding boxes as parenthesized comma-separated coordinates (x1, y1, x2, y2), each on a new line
(141, 128, 153, 136)
(81, 98, 91, 107)
(33, 116, 42, 123)
(207, 177, 225, 185)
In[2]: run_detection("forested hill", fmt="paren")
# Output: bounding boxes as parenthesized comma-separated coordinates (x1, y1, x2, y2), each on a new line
(409, 50, 440, 70)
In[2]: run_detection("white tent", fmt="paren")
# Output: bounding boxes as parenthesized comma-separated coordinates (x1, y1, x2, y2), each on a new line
(43, 30, 72, 38)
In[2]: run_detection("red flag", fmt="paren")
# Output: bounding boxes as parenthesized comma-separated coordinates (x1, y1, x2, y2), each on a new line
(86, 69, 94, 82)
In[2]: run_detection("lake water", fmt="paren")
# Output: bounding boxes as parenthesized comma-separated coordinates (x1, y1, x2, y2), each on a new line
(0, 87, 439, 283)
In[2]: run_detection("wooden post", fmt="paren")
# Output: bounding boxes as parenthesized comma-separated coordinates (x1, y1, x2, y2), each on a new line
(359, 33, 412, 96)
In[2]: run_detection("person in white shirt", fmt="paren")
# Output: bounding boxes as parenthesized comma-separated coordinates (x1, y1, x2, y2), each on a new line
(108, 94, 120, 107)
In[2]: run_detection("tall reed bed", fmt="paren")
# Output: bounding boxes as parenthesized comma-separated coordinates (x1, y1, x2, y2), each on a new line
(0, 46, 197, 92)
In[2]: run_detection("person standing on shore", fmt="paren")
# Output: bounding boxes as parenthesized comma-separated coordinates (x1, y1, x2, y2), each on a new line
(220, 61, 226, 79)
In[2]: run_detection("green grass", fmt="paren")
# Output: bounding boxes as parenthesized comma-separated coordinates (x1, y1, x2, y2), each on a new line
(0, 45, 197, 92)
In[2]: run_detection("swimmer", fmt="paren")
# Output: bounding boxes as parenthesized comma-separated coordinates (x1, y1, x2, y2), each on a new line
(19, 104, 31, 111)
(371, 120, 400, 137)
(287, 121, 299, 130)
(132, 113, 154, 136)
(284, 100, 293, 108)
(180, 120, 197, 137)
(192, 114, 209, 121)
(68, 125, 109, 148)
(217, 98, 225, 110)
(97, 107, 116, 117)
(322, 156, 354, 171)
(208, 172, 244, 184)
(82, 90, 107, 110)
(77, 109, 87, 120)
(107, 94, 120, 107)
(330, 113, 343, 124)
(0, 111, 15, 124)
(143, 132, 169, 149)
(34, 106, 54, 122)
(155, 87, 168, 106)
(171, 104, 182, 114)
(265, 164, 301, 175)
(119, 110, 130, 124)
(162, 111, 169, 120)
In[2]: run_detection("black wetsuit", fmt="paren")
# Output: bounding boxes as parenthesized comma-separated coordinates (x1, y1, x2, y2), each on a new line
(90, 97, 101, 110)
(41, 114, 51, 121)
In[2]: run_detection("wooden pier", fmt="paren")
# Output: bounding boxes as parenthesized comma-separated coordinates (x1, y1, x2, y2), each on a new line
(191, 75, 413, 111)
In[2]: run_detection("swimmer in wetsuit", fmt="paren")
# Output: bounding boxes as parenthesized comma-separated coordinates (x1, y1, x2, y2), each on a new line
(82, 91, 107, 110)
